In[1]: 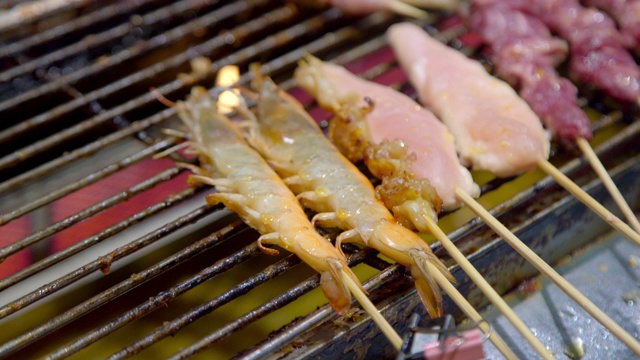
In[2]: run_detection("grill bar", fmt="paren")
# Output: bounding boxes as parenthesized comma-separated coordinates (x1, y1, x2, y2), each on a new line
(106, 252, 304, 359)
(163, 250, 372, 360)
(0, 0, 216, 82)
(0, 166, 186, 262)
(238, 257, 401, 360)
(0, 1, 282, 170)
(0, 198, 221, 319)
(0, 0, 261, 113)
(0, 168, 196, 291)
(0, 220, 247, 358)
(0, 106, 174, 195)
(0, 0, 161, 59)
(0, 1, 638, 358)
(0, 139, 176, 226)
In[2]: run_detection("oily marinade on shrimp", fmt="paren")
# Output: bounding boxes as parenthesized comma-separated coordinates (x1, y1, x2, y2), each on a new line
(243, 67, 455, 318)
(169, 86, 363, 315)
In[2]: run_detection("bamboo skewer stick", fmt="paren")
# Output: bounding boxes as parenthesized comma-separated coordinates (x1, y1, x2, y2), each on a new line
(456, 188, 640, 356)
(401, 0, 459, 11)
(575, 137, 640, 234)
(341, 269, 404, 350)
(387, 0, 430, 19)
(537, 159, 640, 246)
(426, 262, 519, 360)
(423, 217, 554, 359)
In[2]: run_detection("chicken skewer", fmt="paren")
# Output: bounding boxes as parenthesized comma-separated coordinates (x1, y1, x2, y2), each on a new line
(239, 67, 523, 358)
(160, 85, 405, 348)
(468, 0, 640, 234)
(389, 22, 640, 245)
(295, 56, 554, 359)
(388, 22, 640, 353)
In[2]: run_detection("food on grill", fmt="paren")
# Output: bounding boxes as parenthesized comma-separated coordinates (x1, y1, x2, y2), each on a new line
(582, 0, 640, 49)
(469, 0, 593, 143)
(388, 22, 550, 178)
(519, 0, 640, 103)
(245, 68, 455, 318)
(469, 1, 640, 232)
(294, 56, 480, 211)
(312, 0, 458, 16)
(170, 86, 363, 315)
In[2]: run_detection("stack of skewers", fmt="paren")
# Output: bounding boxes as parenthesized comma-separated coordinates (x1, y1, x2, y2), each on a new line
(154, 0, 640, 358)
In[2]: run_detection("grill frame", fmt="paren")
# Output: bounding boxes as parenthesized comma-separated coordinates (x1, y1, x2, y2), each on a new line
(0, 0, 638, 358)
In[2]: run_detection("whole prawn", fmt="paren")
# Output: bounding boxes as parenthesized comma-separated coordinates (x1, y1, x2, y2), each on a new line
(171, 86, 363, 315)
(244, 68, 455, 318)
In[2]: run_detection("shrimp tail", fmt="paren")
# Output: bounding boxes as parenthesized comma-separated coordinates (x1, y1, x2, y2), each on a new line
(408, 249, 453, 318)
(321, 257, 361, 315)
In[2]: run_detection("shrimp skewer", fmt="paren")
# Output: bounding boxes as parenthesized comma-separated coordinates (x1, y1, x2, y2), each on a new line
(295, 56, 554, 359)
(243, 68, 455, 318)
(171, 86, 363, 316)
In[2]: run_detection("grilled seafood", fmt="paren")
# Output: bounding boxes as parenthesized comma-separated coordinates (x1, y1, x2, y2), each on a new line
(171, 86, 363, 315)
(243, 68, 455, 318)
(294, 56, 480, 212)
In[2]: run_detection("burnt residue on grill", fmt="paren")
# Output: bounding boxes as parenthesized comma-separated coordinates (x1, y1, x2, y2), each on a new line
(0, 1, 639, 359)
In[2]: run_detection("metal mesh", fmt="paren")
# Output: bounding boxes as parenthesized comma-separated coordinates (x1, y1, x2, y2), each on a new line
(0, 0, 637, 359)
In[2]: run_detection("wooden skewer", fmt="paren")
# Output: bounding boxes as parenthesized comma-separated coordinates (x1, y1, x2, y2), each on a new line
(576, 137, 640, 234)
(424, 217, 554, 359)
(400, 0, 459, 11)
(386, 0, 429, 19)
(456, 188, 640, 355)
(341, 269, 404, 350)
(537, 159, 640, 246)
(426, 262, 519, 360)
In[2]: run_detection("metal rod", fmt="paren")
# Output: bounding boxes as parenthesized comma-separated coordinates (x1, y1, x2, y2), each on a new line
(0, 220, 247, 358)
(0, 139, 176, 226)
(0, 166, 185, 262)
(0, 200, 222, 319)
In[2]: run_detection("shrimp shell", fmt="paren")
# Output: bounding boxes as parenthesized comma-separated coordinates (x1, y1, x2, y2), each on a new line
(294, 55, 443, 232)
(173, 86, 363, 315)
(245, 69, 455, 318)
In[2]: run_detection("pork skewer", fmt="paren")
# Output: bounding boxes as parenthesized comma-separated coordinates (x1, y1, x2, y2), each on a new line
(389, 22, 640, 245)
(160, 85, 405, 348)
(580, 0, 640, 50)
(388, 22, 640, 353)
(244, 67, 519, 358)
(517, 0, 640, 105)
(295, 56, 554, 359)
(468, 0, 640, 233)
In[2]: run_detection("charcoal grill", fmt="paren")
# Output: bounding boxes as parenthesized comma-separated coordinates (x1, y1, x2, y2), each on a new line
(0, 0, 639, 359)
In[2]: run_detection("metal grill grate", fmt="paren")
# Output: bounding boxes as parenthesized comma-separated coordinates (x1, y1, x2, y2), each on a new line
(0, 0, 638, 359)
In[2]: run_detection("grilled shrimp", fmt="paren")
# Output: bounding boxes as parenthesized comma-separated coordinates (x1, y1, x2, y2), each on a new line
(172, 86, 363, 315)
(294, 55, 444, 233)
(244, 69, 455, 318)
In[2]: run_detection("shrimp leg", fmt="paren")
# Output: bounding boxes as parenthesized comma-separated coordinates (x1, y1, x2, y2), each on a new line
(167, 86, 363, 315)
(247, 69, 455, 318)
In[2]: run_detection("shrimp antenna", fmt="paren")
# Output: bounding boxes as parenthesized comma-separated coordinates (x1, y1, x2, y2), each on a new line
(150, 87, 176, 107)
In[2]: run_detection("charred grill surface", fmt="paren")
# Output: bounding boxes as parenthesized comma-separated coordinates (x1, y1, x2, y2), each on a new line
(0, 1, 638, 359)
